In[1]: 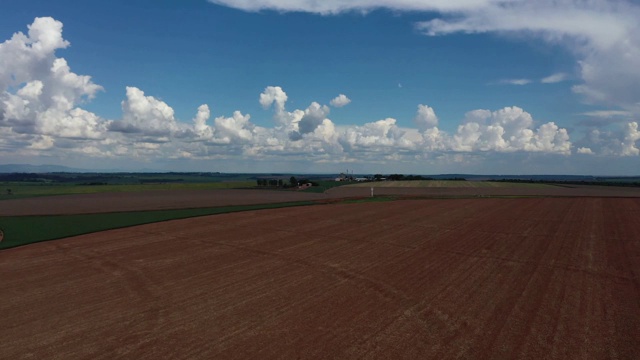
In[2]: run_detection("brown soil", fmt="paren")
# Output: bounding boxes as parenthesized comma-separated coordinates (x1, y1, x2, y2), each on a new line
(1, 198, 639, 359)
(3, 184, 640, 216)
(327, 183, 640, 198)
(0, 189, 328, 216)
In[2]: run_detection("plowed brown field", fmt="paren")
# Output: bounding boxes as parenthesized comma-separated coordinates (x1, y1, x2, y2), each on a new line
(2, 198, 639, 359)
(3, 184, 640, 216)
(0, 189, 328, 216)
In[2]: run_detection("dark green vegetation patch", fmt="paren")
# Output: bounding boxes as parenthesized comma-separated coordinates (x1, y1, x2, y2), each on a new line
(0, 202, 314, 250)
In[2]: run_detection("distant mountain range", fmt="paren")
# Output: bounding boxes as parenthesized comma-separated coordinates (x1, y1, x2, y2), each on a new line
(0, 164, 636, 181)
(0, 164, 93, 173)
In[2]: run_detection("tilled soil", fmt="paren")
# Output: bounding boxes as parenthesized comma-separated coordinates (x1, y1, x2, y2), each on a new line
(3, 184, 640, 216)
(1, 198, 639, 359)
(0, 189, 328, 216)
(329, 184, 640, 198)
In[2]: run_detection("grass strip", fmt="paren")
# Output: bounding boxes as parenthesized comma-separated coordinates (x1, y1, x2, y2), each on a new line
(299, 181, 346, 193)
(0, 201, 314, 250)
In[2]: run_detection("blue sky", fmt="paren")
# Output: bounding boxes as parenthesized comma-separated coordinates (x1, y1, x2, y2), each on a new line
(1, 0, 639, 174)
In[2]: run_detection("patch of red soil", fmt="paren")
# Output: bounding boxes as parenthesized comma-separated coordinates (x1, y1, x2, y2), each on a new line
(327, 184, 640, 198)
(0, 189, 328, 216)
(3, 184, 640, 216)
(1, 198, 639, 359)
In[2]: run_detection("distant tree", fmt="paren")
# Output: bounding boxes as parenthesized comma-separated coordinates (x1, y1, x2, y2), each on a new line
(290, 176, 297, 187)
(256, 179, 263, 186)
(389, 174, 405, 181)
(406, 175, 431, 181)
(278, 179, 284, 187)
(6, 189, 12, 195)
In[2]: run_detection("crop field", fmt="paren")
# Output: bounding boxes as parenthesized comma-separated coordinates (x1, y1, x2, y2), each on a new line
(0, 189, 329, 216)
(2, 197, 639, 359)
(0, 181, 255, 199)
(0, 201, 317, 250)
(347, 180, 554, 188)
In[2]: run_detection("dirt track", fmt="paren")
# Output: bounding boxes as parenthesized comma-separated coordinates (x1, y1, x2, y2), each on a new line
(2, 198, 639, 359)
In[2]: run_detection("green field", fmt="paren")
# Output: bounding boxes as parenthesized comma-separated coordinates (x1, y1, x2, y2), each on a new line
(0, 201, 314, 250)
(0, 181, 255, 200)
(298, 180, 347, 193)
(346, 180, 554, 188)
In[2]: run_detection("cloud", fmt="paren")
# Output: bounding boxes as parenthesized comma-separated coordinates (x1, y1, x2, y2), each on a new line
(192, 104, 213, 139)
(572, 121, 640, 156)
(207, 0, 495, 14)
(580, 110, 633, 118)
(0, 17, 69, 92)
(3, 17, 640, 173)
(339, 105, 572, 157)
(0, 17, 105, 141)
(341, 118, 404, 149)
(499, 79, 532, 86)
(212, 111, 256, 144)
(413, 1, 640, 113)
(541, 72, 568, 84)
(577, 147, 593, 155)
(330, 94, 351, 108)
(296, 102, 331, 136)
(258, 85, 305, 132)
(109, 87, 180, 138)
(447, 106, 571, 154)
(497, 74, 568, 85)
(621, 122, 640, 156)
(414, 104, 438, 130)
(210, 1, 640, 115)
(576, 110, 633, 127)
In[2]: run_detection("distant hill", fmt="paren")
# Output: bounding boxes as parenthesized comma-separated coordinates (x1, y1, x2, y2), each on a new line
(456, 174, 600, 182)
(0, 164, 91, 173)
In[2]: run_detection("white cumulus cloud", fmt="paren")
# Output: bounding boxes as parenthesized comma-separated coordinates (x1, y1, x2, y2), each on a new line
(109, 87, 181, 138)
(446, 106, 571, 154)
(0, 17, 105, 142)
(192, 104, 213, 139)
(573, 121, 640, 156)
(4, 17, 640, 172)
(213, 111, 256, 144)
(414, 104, 439, 130)
(330, 94, 351, 108)
(621, 122, 640, 156)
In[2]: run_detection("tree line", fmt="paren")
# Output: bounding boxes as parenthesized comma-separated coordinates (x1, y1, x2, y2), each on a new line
(256, 177, 319, 188)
